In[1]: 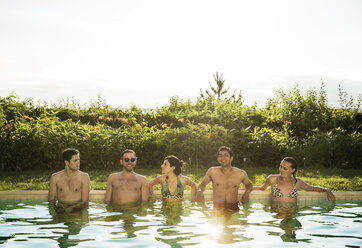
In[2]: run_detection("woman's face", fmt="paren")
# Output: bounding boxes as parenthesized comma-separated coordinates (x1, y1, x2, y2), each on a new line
(161, 159, 174, 174)
(279, 160, 295, 176)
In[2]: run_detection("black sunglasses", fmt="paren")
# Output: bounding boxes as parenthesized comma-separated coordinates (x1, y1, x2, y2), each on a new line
(123, 158, 136, 162)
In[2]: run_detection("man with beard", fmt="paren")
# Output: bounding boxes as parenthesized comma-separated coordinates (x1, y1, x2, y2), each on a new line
(104, 149, 149, 206)
(48, 148, 90, 212)
(196, 146, 253, 211)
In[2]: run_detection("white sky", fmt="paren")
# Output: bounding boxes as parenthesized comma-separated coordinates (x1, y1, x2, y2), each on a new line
(1, 0, 361, 109)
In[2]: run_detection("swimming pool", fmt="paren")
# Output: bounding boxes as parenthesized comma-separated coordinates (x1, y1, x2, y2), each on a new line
(0, 198, 361, 248)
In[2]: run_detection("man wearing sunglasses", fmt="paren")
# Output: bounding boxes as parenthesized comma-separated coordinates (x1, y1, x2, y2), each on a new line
(104, 149, 149, 206)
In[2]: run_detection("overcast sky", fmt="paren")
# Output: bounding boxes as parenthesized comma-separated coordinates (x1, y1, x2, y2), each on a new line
(1, 0, 361, 109)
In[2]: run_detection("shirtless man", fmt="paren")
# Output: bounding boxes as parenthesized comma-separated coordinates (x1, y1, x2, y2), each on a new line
(48, 148, 90, 212)
(196, 146, 253, 210)
(104, 149, 149, 206)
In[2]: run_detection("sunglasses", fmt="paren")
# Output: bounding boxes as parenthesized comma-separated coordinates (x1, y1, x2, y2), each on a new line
(123, 158, 136, 162)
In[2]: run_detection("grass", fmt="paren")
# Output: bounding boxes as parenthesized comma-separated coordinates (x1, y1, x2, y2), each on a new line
(0, 167, 361, 191)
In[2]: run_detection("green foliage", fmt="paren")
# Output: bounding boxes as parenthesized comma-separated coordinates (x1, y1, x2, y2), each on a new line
(300, 128, 362, 169)
(0, 81, 361, 171)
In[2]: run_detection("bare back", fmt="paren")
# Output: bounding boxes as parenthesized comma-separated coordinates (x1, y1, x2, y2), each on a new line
(105, 172, 148, 205)
(208, 167, 249, 204)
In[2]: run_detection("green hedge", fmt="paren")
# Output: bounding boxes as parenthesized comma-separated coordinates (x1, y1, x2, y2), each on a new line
(0, 84, 361, 171)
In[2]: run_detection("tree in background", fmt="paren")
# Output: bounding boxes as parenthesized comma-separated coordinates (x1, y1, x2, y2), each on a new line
(200, 72, 243, 104)
(201, 72, 228, 100)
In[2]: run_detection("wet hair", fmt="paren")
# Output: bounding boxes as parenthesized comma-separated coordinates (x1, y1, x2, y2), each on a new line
(217, 146, 233, 157)
(283, 157, 298, 180)
(62, 148, 79, 163)
(165, 155, 183, 176)
(121, 149, 136, 158)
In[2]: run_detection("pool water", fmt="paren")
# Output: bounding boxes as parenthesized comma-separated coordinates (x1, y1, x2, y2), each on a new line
(0, 199, 361, 248)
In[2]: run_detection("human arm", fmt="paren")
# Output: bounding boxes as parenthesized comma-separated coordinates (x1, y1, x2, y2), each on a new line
(104, 175, 113, 204)
(196, 168, 212, 202)
(48, 174, 57, 205)
(81, 173, 90, 203)
(149, 176, 163, 201)
(297, 179, 336, 203)
(253, 175, 273, 190)
(141, 177, 149, 204)
(240, 171, 253, 203)
(183, 176, 197, 202)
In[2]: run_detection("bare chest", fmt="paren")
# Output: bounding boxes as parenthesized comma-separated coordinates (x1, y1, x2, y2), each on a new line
(212, 173, 241, 190)
(56, 176, 82, 192)
(112, 177, 141, 191)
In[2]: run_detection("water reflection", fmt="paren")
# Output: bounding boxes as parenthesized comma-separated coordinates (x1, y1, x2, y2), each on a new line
(48, 204, 90, 248)
(266, 200, 336, 243)
(160, 201, 184, 226)
(0, 198, 356, 247)
(153, 201, 193, 247)
(196, 201, 253, 244)
(105, 203, 149, 238)
(267, 201, 301, 242)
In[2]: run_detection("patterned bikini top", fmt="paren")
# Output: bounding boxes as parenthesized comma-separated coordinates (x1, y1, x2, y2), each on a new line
(161, 176, 184, 199)
(271, 177, 298, 198)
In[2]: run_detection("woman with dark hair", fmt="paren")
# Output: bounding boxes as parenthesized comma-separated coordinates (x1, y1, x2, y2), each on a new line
(149, 155, 197, 202)
(255, 157, 336, 203)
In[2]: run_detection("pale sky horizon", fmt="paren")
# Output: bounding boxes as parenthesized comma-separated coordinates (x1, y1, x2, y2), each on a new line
(1, 0, 361, 109)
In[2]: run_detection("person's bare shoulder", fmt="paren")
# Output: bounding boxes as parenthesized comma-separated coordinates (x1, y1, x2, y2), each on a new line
(208, 166, 220, 174)
(231, 167, 247, 176)
(179, 174, 191, 183)
(50, 170, 64, 179)
(180, 174, 190, 180)
(232, 167, 245, 172)
(78, 171, 90, 180)
(159, 174, 167, 181)
(78, 170, 89, 176)
(107, 172, 121, 181)
(266, 174, 279, 183)
(294, 177, 304, 184)
(134, 173, 148, 182)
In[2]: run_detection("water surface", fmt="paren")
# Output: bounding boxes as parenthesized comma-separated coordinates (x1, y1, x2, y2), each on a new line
(0, 199, 361, 247)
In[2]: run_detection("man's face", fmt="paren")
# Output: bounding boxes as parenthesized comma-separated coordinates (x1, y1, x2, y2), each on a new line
(66, 154, 80, 171)
(217, 150, 233, 167)
(121, 152, 137, 172)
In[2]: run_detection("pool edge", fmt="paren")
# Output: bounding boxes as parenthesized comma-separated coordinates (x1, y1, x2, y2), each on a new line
(1, 190, 361, 201)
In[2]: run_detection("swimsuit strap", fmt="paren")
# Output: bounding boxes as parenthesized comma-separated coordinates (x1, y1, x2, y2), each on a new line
(287, 178, 298, 198)
(176, 176, 183, 191)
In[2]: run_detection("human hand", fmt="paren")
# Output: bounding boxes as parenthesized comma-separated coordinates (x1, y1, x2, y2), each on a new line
(196, 191, 205, 202)
(326, 190, 336, 203)
(240, 191, 250, 203)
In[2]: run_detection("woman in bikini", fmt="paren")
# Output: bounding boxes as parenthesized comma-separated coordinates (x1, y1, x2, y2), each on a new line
(255, 157, 336, 239)
(149, 155, 197, 202)
(255, 157, 336, 203)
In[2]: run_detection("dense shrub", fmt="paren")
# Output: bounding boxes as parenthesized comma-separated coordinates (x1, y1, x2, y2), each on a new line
(0, 83, 360, 171)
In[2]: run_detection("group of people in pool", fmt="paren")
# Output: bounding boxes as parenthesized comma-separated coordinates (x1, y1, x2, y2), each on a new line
(48, 146, 336, 213)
